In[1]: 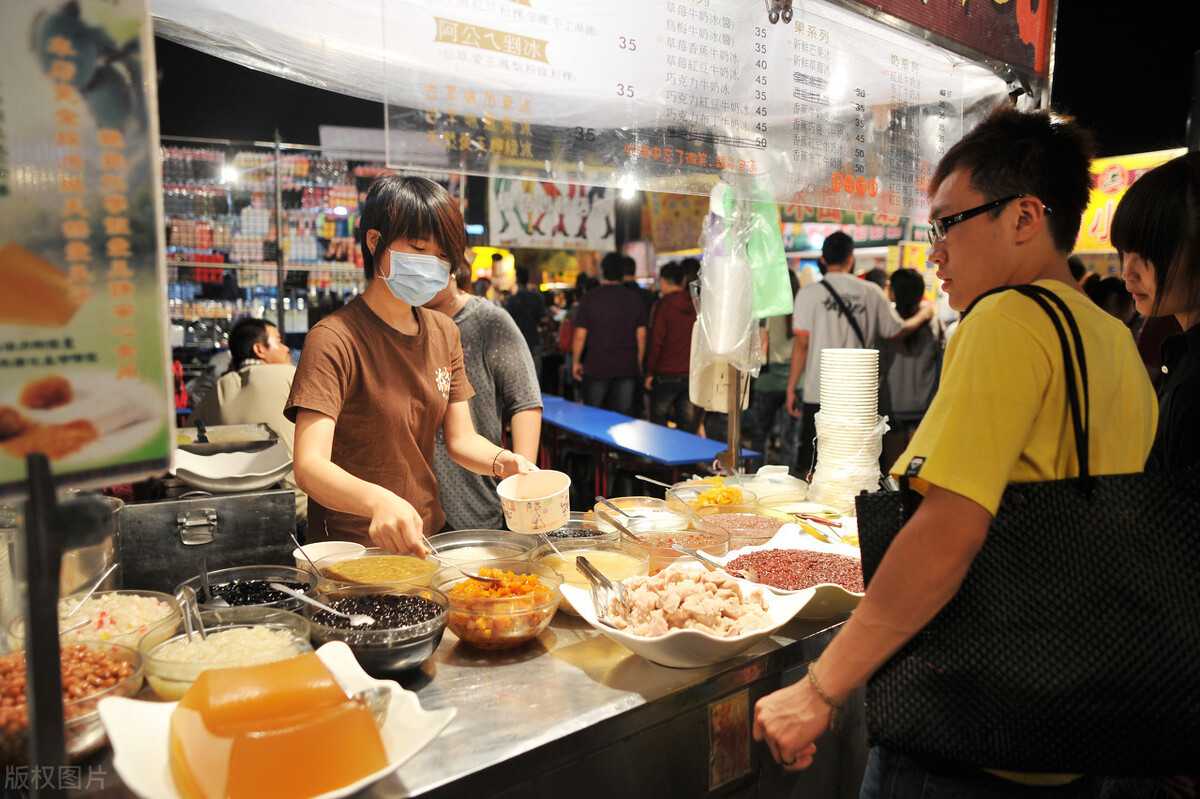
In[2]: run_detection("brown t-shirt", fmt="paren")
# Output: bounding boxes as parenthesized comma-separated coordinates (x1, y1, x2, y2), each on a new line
(285, 297, 474, 544)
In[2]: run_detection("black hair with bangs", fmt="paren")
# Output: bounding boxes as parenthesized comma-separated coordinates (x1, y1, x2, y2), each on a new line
(1111, 152, 1200, 316)
(359, 175, 466, 280)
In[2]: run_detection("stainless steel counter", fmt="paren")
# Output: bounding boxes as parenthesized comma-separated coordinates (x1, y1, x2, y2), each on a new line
(368, 613, 861, 798)
(78, 612, 863, 798)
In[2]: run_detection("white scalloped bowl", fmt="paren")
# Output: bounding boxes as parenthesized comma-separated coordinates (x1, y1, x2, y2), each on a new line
(561, 563, 814, 668)
(716, 524, 865, 620)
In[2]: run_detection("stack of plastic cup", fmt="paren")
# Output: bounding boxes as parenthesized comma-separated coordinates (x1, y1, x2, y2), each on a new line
(809, 349, 888, 512)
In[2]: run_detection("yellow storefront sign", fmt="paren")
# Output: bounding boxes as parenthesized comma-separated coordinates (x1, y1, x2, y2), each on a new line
(1074, 148, 1186, 253)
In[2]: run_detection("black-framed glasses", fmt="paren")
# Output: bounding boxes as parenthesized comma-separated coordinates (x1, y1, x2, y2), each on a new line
(926, 194, 1049, 245)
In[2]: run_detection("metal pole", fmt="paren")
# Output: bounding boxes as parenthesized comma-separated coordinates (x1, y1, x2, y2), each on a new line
(274, 130, 286, 332)
(22, 454, 65, 799)
(718, 364, 743, 474)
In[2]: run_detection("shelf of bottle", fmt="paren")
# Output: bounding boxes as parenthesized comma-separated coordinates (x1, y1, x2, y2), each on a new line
(168, 260, 363, 273)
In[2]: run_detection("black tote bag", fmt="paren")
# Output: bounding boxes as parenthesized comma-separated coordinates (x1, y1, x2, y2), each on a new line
(855, 284, 1200, 776)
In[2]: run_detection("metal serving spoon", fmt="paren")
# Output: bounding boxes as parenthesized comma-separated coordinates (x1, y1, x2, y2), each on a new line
(63, 562, 119, 618)
(268, 582, 375, 627)
(669, 542, 757, 583)
(594, 496, 648, 543)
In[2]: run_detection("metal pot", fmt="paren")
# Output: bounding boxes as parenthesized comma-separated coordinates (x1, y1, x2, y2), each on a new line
(60, 495, 121, 596)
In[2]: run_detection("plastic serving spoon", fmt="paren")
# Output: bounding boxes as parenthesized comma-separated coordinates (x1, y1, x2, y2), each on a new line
(268, 582, 375, 627)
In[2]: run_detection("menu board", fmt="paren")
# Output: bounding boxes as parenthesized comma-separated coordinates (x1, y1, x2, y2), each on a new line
(0, 0, 172, 493)
(382, 0, 1009, 217)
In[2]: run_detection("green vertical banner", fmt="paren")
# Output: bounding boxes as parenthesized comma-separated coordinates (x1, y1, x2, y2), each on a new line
(0, 0, 172, 493)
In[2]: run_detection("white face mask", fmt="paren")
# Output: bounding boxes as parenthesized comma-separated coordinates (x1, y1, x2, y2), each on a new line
(381, 251, 450, 306)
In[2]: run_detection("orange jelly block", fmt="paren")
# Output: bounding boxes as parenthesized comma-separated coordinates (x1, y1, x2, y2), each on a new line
(169, 652, 388, 799)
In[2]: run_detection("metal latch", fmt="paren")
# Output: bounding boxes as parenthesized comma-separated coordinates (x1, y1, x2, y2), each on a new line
(176, 509, 217, 546)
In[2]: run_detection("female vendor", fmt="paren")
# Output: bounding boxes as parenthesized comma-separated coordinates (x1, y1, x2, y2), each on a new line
(287, 175, 535, 554)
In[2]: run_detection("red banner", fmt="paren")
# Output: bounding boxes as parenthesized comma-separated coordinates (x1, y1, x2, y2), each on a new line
(853, 0, 1054, 77)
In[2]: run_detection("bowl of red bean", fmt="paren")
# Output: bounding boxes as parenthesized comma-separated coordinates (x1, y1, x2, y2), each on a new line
(0, 641, 144, 767)
(695, 505, 795, 549)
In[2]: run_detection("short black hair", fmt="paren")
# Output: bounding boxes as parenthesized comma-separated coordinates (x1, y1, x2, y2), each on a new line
(601, 252, 626, 281)
(359, 175, 466, 280)
(515, 265, 530, 286)
(1112, 152, 1200, 317)
(863, 268, 888, 289)
(229, 317, 273, 370)
(931, 106, 1096, 253)
(680, 257, 701, 284)
(659, 261, 684, 286)
(889, 268, 926, 320)
(821, 231, 854, 266)
(1067, 255, 1088, 282)
(622, 254, 637, 277)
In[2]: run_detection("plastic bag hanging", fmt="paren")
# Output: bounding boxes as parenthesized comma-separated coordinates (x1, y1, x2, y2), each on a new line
(697, 183, 761, 374)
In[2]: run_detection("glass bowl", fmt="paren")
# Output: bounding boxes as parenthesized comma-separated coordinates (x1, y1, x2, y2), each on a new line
(308, 584, 448, 674)
(542, 511, 617, 543)
(666, 483, 759, 513)
(696, 505, 795, 549)
(629, 529, 732, 575)
(315, 548, 441, 592)
(426, 529, 536, 564)
(532, 539, 650, 616)
(141, 607, 312, 700)
(0, 641, 144, 768)
(8, 589, 180, 652)
(433, 559, 561, 650)
(593, 498, 691, 535)
(175, 565, 319, 612)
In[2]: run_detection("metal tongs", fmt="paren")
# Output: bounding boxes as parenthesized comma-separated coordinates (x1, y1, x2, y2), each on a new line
(575, 555, 628, 629)
(175, 585, 208, 642)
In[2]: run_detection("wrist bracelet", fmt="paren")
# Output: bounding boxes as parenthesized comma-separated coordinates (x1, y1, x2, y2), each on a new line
(807, 663, 842, 729)
(491, 449, 507, 479)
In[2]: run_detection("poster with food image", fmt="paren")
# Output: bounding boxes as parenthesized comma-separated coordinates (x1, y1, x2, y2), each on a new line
(0, 0, 172, 493)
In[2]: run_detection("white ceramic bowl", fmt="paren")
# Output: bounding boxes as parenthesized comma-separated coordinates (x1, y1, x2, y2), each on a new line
(497, 470, 571, 534)
(561, 563, 813, 668)
(293, 541, 366, 571)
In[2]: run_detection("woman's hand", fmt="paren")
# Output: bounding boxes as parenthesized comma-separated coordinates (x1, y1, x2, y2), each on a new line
(494, 450, 537, 479)
(366, 490, 428, 556)
(752, 677, 833, 771)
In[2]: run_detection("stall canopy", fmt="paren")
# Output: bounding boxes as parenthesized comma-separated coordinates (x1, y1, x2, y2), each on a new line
(153, 0, 1036, 217)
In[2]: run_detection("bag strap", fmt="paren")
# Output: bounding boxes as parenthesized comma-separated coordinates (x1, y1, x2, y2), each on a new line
(964, 284, 1092, 481)
(819, 279, 867, 347)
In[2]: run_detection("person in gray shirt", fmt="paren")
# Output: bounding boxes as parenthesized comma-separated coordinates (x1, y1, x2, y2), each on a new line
(785, 232, 932, 477)
(425, 267, 543, 530)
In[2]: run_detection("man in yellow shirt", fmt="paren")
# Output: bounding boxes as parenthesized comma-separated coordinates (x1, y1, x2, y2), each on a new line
(752, 106, 1158, 794)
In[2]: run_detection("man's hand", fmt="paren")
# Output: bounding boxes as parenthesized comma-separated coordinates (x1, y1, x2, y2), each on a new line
(572, 361, 584, 381)
(753, 676, 833, 771)
(644, 375, 654, 392)
(786, 386, 802, 418)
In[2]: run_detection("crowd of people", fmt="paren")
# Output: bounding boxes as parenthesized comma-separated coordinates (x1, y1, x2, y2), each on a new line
(183, 106, 1200, 794)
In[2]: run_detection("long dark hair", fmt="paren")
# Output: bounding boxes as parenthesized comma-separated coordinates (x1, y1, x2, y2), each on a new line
(359, 175, 466, 280)
(1111, 152, 1200, 318)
